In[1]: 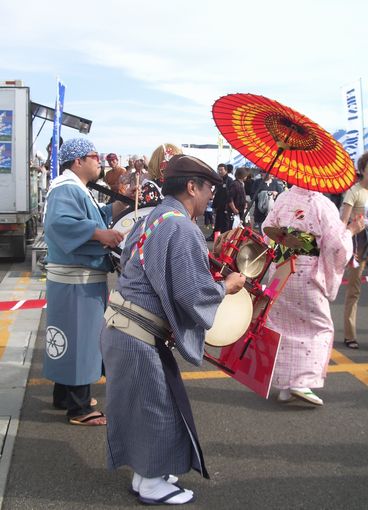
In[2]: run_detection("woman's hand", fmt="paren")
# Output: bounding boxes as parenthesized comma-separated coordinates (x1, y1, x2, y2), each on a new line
(347, 214, 365, 236)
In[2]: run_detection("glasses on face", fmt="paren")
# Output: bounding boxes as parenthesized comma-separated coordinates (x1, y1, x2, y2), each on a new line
(202, 182, 216, 194)
(84, 154, 100, 163)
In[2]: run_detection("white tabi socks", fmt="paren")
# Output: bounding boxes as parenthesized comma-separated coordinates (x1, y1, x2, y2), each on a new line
(132, 473, 179, 493)
(134, 474, 194, 504)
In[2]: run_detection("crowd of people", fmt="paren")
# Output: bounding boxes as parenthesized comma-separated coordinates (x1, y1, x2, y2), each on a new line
(40, 137, 367, 505)
(206, 163, 286, 240)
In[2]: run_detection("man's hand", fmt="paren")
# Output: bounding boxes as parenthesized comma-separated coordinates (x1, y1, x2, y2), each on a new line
(125, 184, 142, 201)
(224, 272, 246, 295)
(92, 228, 124, 248)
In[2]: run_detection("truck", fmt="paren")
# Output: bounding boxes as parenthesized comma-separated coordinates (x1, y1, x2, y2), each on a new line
(0, 80, 92, 261)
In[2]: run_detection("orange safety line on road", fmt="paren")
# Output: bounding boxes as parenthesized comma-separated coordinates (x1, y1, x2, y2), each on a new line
(328, 364, 368, 386)
(182, 370, 229, 380)
(329, 348, 368, 386)
(27, 371, 230, 386)
(328, 363, 368, 372)
(330, 349, 354, 365)
(0, 312, 12, 359)
(0, 272, 32, 360)
(26, 361, 368, 387)
(28, 378, 52, 386)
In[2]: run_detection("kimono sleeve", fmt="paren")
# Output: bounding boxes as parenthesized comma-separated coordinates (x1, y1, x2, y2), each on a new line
(45, 186, 103, 254)
(168, 226, 226, 329)
(314, 199, 353, 301)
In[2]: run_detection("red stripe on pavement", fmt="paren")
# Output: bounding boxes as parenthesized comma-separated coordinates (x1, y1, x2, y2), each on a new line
(0, 299, 47, 311)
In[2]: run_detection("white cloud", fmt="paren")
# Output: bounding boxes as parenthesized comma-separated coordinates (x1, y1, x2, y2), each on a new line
(3, 0, 368, 157)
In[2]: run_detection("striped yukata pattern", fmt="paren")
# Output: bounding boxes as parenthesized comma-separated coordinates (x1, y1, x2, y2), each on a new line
(100, 195, 226, 477)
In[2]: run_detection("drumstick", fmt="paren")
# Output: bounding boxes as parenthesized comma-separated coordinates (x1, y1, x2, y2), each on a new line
(244, 248, 269, 269)
(134, 172, 140, 219)
(211, 256, 255, 294)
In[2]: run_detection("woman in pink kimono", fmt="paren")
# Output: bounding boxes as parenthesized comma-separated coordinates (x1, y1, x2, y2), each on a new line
(263, 185, 364, 405)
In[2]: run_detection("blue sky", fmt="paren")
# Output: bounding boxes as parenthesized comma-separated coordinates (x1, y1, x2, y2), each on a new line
(2, 0, 368, 166)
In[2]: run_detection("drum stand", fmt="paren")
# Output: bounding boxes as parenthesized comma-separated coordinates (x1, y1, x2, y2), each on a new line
(205, 226, 296, 398)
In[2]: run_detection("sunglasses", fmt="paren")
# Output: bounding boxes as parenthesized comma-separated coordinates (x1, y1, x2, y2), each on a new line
(84, 154, 100, 163)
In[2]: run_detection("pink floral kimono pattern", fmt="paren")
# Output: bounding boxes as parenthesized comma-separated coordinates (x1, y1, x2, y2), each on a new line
(263, 186, 353, 389)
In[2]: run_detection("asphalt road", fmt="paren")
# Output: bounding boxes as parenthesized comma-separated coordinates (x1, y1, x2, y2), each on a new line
(1, 251, 368, 509)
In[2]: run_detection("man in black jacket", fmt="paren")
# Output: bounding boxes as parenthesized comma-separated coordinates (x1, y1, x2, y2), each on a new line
(252, 171, 283, 232)
(207, 163, 232, 240)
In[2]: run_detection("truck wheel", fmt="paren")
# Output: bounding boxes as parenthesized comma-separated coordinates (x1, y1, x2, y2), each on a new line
(13, 235, 26, 262)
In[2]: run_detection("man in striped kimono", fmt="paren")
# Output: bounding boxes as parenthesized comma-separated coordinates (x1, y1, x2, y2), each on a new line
(44, 138, 130, 426)
(101, 155, 246, 505)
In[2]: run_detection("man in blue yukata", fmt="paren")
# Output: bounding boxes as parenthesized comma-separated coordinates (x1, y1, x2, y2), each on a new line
(43, 138, 133, 426)
(101, 154, 246, 504)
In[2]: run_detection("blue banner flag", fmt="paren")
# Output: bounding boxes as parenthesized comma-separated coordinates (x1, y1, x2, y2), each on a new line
(50, 79, 66, 180)
(341, 80, 364, 166)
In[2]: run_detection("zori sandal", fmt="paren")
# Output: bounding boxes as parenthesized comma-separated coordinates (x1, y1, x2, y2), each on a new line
(68, 411, 106, 426)
(138, 487, 196, 505)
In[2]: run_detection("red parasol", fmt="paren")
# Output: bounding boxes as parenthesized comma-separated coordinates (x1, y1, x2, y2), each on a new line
(212, 93, 356, 194)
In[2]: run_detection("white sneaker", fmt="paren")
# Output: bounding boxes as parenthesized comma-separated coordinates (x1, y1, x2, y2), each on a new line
(277, 389, 296, 403)
(290, 387, 323, 406)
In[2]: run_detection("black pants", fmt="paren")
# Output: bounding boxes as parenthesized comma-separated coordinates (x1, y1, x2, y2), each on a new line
(53, 383, 93, 418)
(214, 209, 230, 233)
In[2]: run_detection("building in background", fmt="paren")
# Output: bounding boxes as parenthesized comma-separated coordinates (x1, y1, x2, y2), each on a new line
(181, 143, 232, 169)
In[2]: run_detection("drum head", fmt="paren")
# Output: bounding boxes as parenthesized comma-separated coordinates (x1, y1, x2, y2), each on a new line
(205, 288, 253, 347)
(236, 241, 267, 278)
(110, 206, 155, 260)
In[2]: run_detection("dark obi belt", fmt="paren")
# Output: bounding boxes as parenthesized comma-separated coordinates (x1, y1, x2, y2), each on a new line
(273, 228, 319, 264)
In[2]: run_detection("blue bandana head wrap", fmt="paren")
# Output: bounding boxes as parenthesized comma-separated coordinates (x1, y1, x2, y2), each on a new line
(59, 138, 97, 165)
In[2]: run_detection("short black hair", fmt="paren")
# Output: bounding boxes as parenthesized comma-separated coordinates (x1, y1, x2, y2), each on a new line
(162, 176, 204, 196)
(60, 160, 75, 174)
(226, 164, 233, 173)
